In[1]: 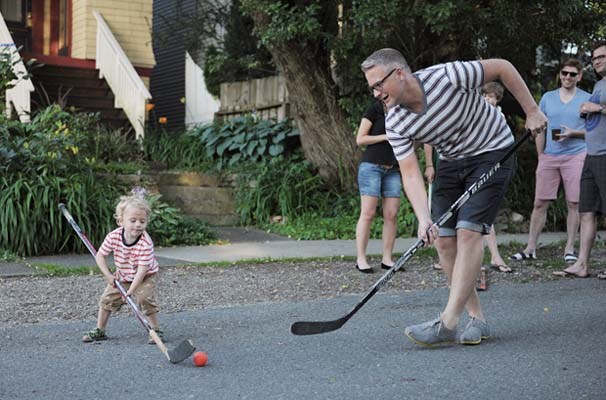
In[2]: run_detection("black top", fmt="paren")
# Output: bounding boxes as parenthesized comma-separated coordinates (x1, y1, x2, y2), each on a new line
(360, 101, 399, 166)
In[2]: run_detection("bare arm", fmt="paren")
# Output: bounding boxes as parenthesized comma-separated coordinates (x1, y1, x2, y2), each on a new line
(480, 59, 547, 134)
(535, 132, 545, 155)
(423, 144, 435, 183)
(95, 253, 115, 287)
(356, 118, 388, 146)
(559, 125, 586, 140)
(399, 152, 437, 244)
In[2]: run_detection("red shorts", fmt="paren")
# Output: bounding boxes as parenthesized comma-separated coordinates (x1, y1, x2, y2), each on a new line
(534, 152, 585, 202)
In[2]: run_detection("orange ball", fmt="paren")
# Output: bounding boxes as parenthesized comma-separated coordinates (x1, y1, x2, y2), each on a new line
(193, 351, 208, 367)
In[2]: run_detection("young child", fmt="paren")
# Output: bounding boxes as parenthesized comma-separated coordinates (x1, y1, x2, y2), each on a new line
(82, 192, 162, 344)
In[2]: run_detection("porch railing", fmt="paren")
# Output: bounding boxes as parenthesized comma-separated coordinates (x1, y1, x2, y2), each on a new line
(93, 10, 151, 139)
(0, 11, 34, 123)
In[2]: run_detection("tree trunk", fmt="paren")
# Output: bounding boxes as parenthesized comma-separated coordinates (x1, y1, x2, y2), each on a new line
(270, 44, 360, 190)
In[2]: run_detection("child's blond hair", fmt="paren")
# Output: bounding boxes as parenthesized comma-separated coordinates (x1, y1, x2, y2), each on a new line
(114, 193, 151, 224)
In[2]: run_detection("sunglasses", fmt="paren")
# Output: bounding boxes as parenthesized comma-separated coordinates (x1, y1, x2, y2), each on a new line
(560, 70, 578, 77)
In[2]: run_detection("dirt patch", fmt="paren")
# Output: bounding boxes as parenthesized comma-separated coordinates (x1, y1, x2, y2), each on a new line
(1, 244, 604, 326)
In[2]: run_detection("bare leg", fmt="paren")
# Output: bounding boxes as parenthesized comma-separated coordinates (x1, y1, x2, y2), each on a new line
(436, 234, 484, 322)
(381, 197, 401, 266)
(485, 225, 508, 268)
(563, 212, 596, 277)
(355, 195, 378, 269)
(441, 229, 485, 329)
(524, 199, 550, 255)
(564, 200, 579, 255)
(97, 308, 111, 331)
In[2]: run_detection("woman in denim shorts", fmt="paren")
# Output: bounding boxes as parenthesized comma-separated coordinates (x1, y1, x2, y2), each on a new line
(355, 101, 402, 273)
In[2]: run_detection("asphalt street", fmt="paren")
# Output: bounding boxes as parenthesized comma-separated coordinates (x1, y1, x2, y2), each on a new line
(1, 278, 604, 400)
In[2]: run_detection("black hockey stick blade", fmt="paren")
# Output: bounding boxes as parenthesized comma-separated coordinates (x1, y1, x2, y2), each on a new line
(291, 316, 349, 336)
(168, 339, 196, 364)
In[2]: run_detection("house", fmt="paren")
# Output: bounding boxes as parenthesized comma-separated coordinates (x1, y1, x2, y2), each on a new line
(150, 0, 219, 131)
(1, 0, 154, 138)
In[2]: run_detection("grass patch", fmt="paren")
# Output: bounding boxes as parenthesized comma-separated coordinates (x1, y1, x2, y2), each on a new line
(32, 263, 99, 277)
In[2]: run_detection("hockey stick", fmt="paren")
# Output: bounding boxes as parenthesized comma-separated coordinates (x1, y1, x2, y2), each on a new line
(291, 130, 531, 335)
(59, 203, 195, 363)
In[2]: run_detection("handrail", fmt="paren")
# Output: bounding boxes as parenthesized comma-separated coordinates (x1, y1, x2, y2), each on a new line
(93, 10, 151, 139)
(0, 11, 34, 123)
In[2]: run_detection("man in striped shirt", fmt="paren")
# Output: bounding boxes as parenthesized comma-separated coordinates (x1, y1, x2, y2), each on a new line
(361, 48, 547, 347)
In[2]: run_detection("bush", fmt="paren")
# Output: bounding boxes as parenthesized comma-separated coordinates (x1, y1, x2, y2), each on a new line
(233, 152, 418, 239)
(147, 194, 216, 246)
(193, 115, 300, 169)
(143, 129, 214, 171)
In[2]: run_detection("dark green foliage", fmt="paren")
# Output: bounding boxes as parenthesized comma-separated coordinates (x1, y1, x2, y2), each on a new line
(143, 129, 213, 171)
(203, 0, 275, 97)
(233, 152, 417, 239)
(147, 194, 216, 246)
(193, 115, 299, 169)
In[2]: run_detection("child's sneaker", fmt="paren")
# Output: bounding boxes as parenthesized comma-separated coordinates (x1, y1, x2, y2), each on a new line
(148, 328, 164, 345)
(82, 328, 107, 343)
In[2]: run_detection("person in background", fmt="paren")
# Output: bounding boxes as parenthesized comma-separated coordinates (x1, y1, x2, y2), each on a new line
(354, 100, 402, 273)
(555, 44, 606, 279)
(509, 59, 589, 270)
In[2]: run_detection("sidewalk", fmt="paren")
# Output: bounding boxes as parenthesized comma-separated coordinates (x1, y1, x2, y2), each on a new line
(1, 228, 595, 278)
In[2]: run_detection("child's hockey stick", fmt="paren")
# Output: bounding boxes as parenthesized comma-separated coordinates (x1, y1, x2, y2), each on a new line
(59, 203, 195, 363)
(291, 130, 530, 336)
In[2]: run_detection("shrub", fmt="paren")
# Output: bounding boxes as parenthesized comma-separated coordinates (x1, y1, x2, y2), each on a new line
(193, 115, 299, 169)
(147, 194, 216, 246)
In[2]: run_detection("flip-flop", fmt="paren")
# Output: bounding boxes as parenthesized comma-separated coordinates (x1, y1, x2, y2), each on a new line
(552, 270, 589, 278)
(509, 251, 537, 261)
(490, 264, 512, 273)
(564, 253, 578, 263)
(598, 271, 606, 280)
(432, 263, 443, 271)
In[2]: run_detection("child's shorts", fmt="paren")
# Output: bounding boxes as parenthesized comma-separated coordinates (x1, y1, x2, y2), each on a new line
(99, 273, 159, 316)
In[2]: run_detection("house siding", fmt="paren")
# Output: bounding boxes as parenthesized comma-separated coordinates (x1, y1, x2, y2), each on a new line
(70, 0, 155, 68)
(150, 0, 194, 131)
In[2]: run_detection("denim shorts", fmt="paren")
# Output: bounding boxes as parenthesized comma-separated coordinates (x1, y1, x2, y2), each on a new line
(358, 162, 402, 198)
(431, 147, 516, 236)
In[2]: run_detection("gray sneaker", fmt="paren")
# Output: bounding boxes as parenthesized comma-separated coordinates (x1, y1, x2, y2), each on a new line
(459, 317, 491, 345)
(404, 317, 457, 347)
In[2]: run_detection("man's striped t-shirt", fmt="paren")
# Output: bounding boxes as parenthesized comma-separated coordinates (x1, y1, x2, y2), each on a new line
(98, 227, 159, 282)
(385, 60, 514, 161)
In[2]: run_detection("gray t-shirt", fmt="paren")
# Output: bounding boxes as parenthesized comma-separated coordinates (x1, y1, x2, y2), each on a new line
(585, 78, 606, 155)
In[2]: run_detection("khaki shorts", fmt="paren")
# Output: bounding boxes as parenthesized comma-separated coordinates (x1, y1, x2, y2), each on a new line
(99, 273, 159, 316)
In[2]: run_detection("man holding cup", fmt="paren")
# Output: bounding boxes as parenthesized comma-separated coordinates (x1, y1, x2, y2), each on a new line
(510, 58, 589, 265)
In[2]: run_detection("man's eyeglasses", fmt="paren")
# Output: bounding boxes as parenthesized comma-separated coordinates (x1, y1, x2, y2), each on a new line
(369, 68, 397, 95)
(592, 54, 606, 63)
(560, 70, 578, 77)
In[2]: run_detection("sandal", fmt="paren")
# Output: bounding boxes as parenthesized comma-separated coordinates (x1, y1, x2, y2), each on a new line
(597, 271, 606, 280)
(82, 328, 108, 343)
(148, 328, 164, 345)
(564, 253, 578, 263)
(432, 263, 443, 271)
(509, 251, 536, 261)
